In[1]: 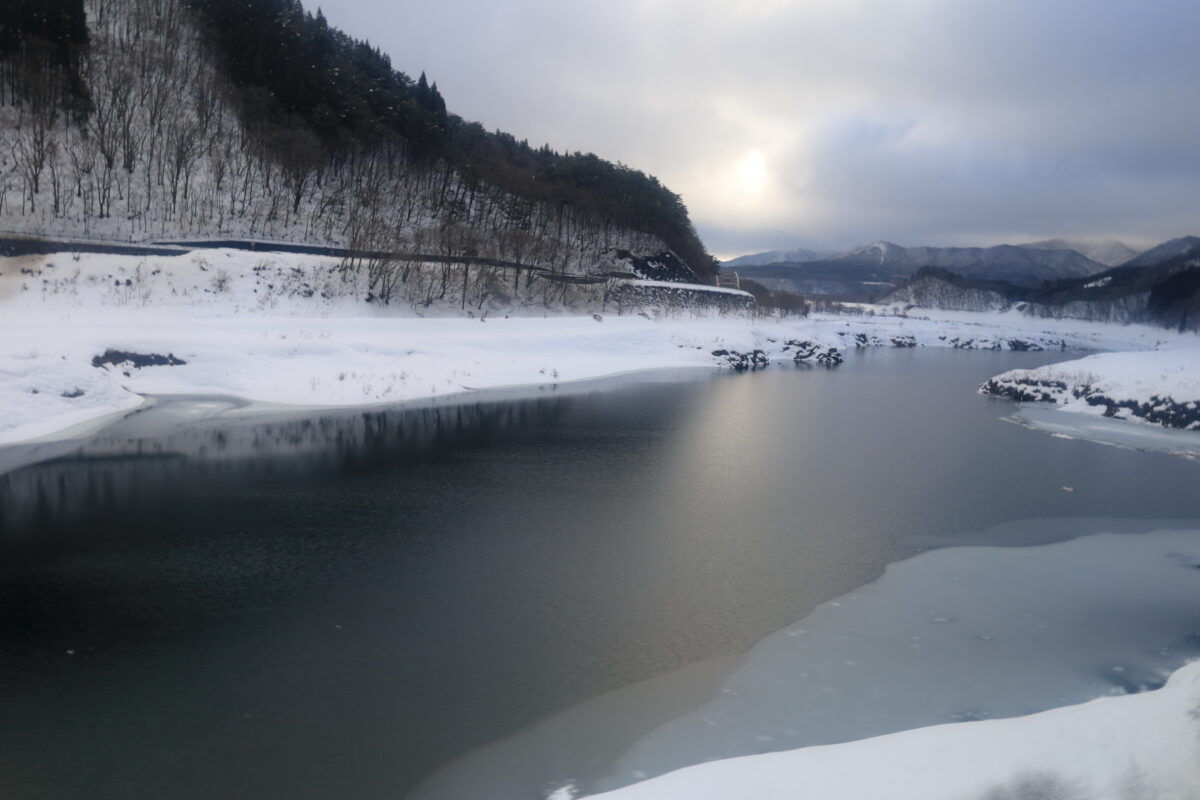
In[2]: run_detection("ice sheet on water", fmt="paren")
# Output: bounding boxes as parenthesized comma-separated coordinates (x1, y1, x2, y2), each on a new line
(1010, 406, 1200, 459)
(594, 526, 1200, 792)
(413, 523, 1200, 800)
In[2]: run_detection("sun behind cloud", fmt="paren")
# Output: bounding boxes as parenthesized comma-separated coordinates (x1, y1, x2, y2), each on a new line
(733, 149, 770, 200)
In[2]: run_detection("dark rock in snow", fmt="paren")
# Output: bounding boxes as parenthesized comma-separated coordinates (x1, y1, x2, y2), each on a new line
(1083, 394, 1200, 429)
(979, 378, 1070, 404)
(981, 374, 1200, 430)
(712, 349, 772, 372)
(92, 350, 187, 369)
(786, 340, 844, 366)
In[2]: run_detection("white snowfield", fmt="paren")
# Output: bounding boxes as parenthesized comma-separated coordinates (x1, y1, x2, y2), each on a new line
(0, 248, 1192, 447)
(590, 658, 1200, 800)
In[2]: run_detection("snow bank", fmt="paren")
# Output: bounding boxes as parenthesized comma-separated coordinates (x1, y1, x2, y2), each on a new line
(0, 249, 821, 445)
(0, 354, 144, 443)
(983, 350, 1200, 430)
(590, 657, 1200, 800)
(0, 249, 1186, 447)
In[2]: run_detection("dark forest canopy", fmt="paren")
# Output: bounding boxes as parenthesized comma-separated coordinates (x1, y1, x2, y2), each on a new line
(0, 0, 90, 111)
(0, 0, 89, 58)
(184, 0, 716, 280)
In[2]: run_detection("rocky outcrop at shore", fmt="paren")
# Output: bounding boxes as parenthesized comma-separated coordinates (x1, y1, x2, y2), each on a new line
(710, 339, 845, 372)
(981, 352, 1200, 430)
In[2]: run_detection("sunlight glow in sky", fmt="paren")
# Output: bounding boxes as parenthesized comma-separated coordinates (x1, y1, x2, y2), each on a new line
(318, 0, 1200, 257)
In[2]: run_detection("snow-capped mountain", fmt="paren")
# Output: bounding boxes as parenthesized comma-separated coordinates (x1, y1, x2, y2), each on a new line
(722, 247, 831, 267)
(822, 241, 1108, 282)
(1017, 239, 1141, 267)
(831, 241, 908, 265)
(726, 236, 1198, 298)
(1122, 236, 1200, 267)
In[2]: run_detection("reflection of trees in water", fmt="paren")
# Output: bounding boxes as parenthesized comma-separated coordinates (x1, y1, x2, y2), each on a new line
(0, 397, 568, 542)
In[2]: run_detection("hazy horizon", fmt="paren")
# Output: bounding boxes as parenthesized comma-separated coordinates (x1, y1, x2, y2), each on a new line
(713, 235, 1163, 263)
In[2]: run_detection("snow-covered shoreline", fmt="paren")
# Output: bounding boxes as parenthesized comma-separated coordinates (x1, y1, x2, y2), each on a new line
(982, 350, 1200, 431)
(589, 657, 1200, 800)
(7, 248, 1200, 799)
(1, 248, 1193, 449)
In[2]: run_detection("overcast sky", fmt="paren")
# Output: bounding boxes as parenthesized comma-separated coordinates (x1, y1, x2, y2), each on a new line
(317, 0, 1199, 258)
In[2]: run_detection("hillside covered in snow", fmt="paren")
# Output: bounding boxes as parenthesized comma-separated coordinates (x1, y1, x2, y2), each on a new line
(0, 0, 716, 283)
(726, 239, 1120, 299)
(884, 240, 1200, 331)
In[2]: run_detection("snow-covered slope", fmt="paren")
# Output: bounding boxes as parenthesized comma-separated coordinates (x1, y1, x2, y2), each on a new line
(1018, 238, 1141, 267)
(0, 0, 698, 281)
(1124, 236, 1200, 267)
(886, 256, 1200, 330)
(884, 272, 1012, 312)
(833, 241, 1108, 280)
(833, 240, 909, 265)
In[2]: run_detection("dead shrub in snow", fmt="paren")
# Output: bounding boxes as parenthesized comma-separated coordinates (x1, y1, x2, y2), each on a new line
(977, 771, 1083, 800)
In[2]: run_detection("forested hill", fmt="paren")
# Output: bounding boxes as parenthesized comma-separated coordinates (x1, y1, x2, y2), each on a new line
(0, 0, 717, 283)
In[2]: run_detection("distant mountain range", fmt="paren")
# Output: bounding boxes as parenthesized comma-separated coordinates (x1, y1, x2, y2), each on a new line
(1016, 239, 1140, 267)
(882, 236, 1200, 331)
(826, 241, 1109, 281)
(1123, 236, 1200, 268)
(721, 237, 1191, 298)
(723, 248, 833, 268)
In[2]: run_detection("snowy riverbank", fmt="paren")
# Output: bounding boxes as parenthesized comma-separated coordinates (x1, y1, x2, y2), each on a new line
(982, 349, 1200, 430)
(0, 248, 1191, 447)
(590, 656, 1200, 800)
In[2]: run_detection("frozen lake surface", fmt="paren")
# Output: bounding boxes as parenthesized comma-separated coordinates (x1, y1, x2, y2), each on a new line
(2, 349, 1199, 799)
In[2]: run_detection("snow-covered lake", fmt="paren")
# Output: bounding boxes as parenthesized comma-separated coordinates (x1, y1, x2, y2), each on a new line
(2, 349, 1199, 799)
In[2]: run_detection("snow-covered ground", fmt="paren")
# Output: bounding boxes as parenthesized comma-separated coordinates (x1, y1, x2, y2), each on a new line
(591, 656, 1200, 800)
(983, 350, 1200, 430)
(1, 249, 1193, 447)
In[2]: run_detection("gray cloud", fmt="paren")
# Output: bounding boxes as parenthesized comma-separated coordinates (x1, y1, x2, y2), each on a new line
(318, 0, 1200, 256)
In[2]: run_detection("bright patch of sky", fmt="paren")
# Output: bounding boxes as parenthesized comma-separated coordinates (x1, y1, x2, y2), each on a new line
(317, 0, 1200, 257)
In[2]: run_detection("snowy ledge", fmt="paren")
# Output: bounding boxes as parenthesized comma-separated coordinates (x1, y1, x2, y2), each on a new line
(981, 349, 1200, 430)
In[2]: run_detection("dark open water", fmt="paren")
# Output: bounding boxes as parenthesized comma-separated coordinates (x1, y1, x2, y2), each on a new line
(2, 349, 1199, 799)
